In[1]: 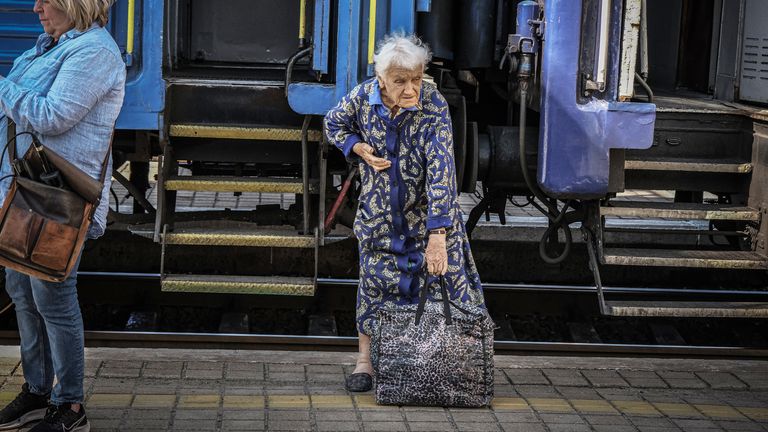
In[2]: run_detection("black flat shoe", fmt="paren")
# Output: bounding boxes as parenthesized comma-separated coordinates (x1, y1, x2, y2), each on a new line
(345, 373, 373, 392)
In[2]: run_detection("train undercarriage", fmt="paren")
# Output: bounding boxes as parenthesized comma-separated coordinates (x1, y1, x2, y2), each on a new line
(89, 0, 768, 320)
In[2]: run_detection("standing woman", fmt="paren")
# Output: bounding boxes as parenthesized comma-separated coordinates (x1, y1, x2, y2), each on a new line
(325, 34, 485, 392)
(0, 0, 125, 430)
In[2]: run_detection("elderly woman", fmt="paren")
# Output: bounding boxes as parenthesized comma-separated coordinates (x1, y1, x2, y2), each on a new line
(325, 34, 485, 392)
(0, 0, 125, 430)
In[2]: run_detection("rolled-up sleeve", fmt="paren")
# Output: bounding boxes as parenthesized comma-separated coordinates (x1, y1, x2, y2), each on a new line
(425, 97, 457, 231)
(324, 86, 364, 159)
(0, 46, 123, 136)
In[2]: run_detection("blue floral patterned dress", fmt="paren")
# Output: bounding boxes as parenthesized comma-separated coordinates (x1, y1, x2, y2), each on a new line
(324, 78, 485, 335)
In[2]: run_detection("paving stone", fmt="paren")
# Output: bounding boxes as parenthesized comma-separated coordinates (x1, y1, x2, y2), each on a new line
(171, 418, 218, 430)
(360, 411, 404, 422)
(87, 393, 133, 408)
(361, 421, 408, 431)
(733, 373, 768, 390)
(504, 369, 549, 385)
(315, 410, 358, 421)
(222, 419, 265, 431)
(593, 426, 638, 432)
(184, 369, 223, 380)
(695, 404, 749, 420)
(491, 397, 529, 411)
(455, 422, 500, 431)
(133, 394, 176, 408)
(178, 394, 220, 408)
(90, 419, 121, 429)
(715, 420, 765, 431)
(542, 370, 590, 387)
(449, 411, 497, 422)
(494, 412, 540, 423)
(612, 400, 662, 416)
(672, 418, 723, 429)
(317, 421, 361, 431)
(527, 398, 574, 413)
(501, 424, 546, 432)
(652, 402, 705, 418)
(175, 409, 218, 420)
(569, 399, 619, 414)
(100, 368, 142, 378)
(619, 371, 669, 389)
(268, 420, 312, 431)
(222, 410, 265, 420)
(514, 385, 559, 398)
(697, 372, 748, 390)
(185, 361, 222, 371)
(556, 387, 602, 400)
(306, 365, 344, 374)
(404, 411, 450, 422)
(584, 414, 633, 425)
(597, 388, 644, 401)
(268, 364, 305, 373)
(407, 421, 454, 432)
(538, 413, 585, 424)
(545, 424, 592, 432)
(269, 410, 310, 421)
(125, 408, 173, 419)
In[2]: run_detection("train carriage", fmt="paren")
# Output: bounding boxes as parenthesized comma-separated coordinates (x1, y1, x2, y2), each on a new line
(0, 0, 766, 321)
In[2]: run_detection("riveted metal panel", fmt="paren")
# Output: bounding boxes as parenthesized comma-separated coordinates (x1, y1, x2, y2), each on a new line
(740, 0, 768, 103)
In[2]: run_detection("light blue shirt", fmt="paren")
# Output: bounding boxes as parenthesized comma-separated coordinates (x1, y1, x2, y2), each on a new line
(0, 24, 126, 238)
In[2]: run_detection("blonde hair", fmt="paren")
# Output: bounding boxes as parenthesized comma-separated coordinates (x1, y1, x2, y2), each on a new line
(46, 0, 115, 31)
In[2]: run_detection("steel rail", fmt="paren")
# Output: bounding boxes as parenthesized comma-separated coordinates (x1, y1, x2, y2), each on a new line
(78, 272, 768, 297)
(0, 330, 763, 358)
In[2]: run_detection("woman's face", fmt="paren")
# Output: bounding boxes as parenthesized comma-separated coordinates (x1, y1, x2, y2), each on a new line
(378, 66, 423, 109)
(33, 0, 73, 41)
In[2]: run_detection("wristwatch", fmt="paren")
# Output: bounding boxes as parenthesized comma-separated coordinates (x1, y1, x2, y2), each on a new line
(429, 228, 447, 235)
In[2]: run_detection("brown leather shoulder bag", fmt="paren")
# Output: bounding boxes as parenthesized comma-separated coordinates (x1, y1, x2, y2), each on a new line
(0, 120, 110, 282)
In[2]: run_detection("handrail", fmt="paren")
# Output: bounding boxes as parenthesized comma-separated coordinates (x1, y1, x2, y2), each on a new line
(299, 0, 307, 47)
(126, 0, 135, 56)
(367, 0, 377, 65)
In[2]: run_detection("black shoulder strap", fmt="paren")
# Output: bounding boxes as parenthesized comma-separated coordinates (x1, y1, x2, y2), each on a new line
(7, 119, 16, 161)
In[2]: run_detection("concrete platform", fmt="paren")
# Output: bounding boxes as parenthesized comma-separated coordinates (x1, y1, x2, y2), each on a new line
(0, 347, 765, 431)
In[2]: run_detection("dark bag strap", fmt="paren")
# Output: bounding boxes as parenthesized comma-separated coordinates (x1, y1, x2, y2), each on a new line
(6, 119, 111, 184)
(415, 275, 453, 326)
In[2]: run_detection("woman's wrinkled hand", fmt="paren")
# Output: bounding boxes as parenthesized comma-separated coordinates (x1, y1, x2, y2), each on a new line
(425, 233, 448, 276)
(353, 142, 391, 172)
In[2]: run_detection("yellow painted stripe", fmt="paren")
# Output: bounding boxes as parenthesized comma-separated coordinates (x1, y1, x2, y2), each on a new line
(133, 394, 176, 408)
(653, 402, 703, 418)
(491, 397, 530, 411)
(612, 400, 661, 416)
(223, 395, 265, 409)
(311, 395, 354, 409)
(268, 395, 310, 409)
(695, 404, 747, 420)
(527, 398, 574, 413)
(178, 394, 220, 409)
(126, 0, 135, 55)
(164, 178, 306, 194)
(170, 125, 322, 142)
(570, 399, 618, 414)
(163, 232, 315, 248)
(299, 0, 307, 40)
(367, 0, 377, 65)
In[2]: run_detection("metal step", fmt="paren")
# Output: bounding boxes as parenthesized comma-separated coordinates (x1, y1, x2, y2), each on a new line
(601, 202, 760, 221)
(164, 176, 314, 194)
(163, 227, 315, 248)
(169, 124, 322, 142)
(601, 248, 767, 269)
(625, 159, 753, 173)
(161, 275, 315, 296)
(605, 300, 768, 318)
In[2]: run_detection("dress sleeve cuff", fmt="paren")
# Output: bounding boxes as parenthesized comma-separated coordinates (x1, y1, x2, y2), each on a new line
(426, 216, 452, 231)
(341, 134, 363, 158)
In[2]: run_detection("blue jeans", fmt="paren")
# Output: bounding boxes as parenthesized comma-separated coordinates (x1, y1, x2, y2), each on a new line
(5, 253, 84, 405)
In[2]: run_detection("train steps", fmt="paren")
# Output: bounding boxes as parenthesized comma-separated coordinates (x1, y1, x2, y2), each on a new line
(593, 201, 767, 318)
(155, 118, 329, 297)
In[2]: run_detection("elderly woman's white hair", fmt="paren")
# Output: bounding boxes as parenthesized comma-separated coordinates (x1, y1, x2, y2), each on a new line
(373, 33, 433, 77)
(45, 0, 115, 31)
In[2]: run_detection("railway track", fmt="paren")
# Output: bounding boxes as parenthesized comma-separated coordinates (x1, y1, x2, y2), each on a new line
(0, 272, 764, 358)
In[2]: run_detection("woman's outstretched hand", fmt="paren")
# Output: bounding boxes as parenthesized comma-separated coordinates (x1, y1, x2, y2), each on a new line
(353, 142, 391, 172)
(426, 233, 448, 275)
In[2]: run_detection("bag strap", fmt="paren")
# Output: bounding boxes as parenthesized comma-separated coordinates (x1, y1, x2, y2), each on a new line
(7, 119, 16, 161)
(414, 275, 453, 326)
(6, 119, 111, 185)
